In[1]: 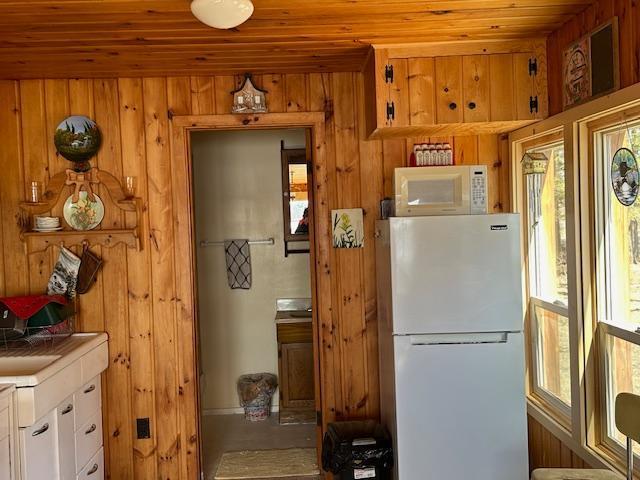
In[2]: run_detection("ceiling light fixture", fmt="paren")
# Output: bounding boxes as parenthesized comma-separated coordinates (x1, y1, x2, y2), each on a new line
(191, 0, 254, 29)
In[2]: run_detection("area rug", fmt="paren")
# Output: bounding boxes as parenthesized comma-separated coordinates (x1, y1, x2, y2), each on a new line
(214, 447, 319, 479)
(279, 407, 315, 425)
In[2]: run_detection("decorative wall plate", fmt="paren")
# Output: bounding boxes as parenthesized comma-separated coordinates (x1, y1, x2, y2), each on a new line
(63, 191, 105, 230)
(611, 147, 639, 206)
(54, 115, 102, 171)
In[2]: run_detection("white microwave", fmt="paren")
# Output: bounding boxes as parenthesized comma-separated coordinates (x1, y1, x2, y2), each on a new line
(394, 165, 488, 216)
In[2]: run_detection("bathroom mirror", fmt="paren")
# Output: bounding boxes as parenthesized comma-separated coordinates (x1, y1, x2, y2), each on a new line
(281, 141, 310, 242)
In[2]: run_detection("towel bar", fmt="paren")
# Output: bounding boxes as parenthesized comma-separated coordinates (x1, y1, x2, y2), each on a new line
(199, 238, 275, 248)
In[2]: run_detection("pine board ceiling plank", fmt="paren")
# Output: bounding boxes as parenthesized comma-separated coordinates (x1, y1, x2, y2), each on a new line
(0, 0, 593, 78)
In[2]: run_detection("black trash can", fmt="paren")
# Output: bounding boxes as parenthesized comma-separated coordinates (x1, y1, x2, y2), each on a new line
(322, 420, 393, 480)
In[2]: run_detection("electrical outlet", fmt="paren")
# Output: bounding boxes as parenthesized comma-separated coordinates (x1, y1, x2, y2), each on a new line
(136, 418, 151, 439)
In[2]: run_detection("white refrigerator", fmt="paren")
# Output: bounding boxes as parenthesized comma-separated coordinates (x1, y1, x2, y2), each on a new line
(376, 214, 528, 480)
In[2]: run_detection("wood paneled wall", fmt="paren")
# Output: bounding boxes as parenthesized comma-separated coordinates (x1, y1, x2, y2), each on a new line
(547, 0, 639, 115)
(0, 73, 509, 478)
(528, 416, 591, 472)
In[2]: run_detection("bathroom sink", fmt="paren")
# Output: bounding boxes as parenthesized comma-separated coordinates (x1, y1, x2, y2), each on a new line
(0, 355, 61, 377)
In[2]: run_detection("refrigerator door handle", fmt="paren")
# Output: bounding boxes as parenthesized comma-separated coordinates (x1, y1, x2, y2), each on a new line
(409, 332, 510, 346)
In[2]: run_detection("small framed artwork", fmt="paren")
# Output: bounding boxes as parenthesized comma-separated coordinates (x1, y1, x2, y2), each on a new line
(562, 18, 619, 110)
(332, 209, 364, 248)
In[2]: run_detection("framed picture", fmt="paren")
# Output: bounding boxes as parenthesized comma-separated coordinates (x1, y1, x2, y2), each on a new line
(562, 18, 619, 110)
(332, 209, 364, 248)
(563, 36, 591, 108)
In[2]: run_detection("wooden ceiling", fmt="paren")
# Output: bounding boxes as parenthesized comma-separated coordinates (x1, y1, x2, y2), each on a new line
(0, 0, 594, 79)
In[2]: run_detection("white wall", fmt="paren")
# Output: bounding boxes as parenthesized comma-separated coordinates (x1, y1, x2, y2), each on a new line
(192, 128, 311, 411)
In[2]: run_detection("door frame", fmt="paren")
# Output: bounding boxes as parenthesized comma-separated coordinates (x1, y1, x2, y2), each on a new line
(170, 112, 328, 476)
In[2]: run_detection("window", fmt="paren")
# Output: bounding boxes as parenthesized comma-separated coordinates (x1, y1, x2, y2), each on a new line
(523, 138, 572, 421)
(513, 87, 640, 474)
(602, 333, 640, 455)
(593, 119, 640, 459)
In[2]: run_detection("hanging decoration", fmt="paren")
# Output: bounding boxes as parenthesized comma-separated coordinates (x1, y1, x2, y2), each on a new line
(232, 74, 267, 114)
(54, 115, 102, 172)
(521, 151, 549, 175)
(611, 147, 639, 206)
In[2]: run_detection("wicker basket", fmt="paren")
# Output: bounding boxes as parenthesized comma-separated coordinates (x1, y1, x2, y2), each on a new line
(237, 373, 278, 422)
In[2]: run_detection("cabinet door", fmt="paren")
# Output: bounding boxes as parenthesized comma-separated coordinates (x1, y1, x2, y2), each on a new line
(75, 410, 102, 474)
(489, 54, 516, 121)
(388, 58, 410, 127)
(435, 56, 463, 124)
(513, 52, 538, 121)
(408, 58, 436, 126)
(56, 396, 76, 480)
(0, 436, 10, 480)
(77, 448, 103, 480)
(462, 55, 490, 123)
(280, 342, 315, 408)
(74, 377, 101, 431)
(20, 410, 59, 480)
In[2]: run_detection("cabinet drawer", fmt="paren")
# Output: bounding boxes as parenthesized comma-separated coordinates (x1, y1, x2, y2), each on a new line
(20, 410, 57, 480)
(75, 410, 102, 474)
(77, 447, 103, 480)
(277, 322, 312, 343)
(57, 396, 76, 480)
(0, 406, 9, 440)
(74, 377, 101, 431)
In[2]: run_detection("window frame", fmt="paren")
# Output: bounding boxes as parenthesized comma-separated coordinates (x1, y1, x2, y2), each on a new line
(511, 83, 640, 476)
(518, 131, 572, 426)
(586, 111, 640, 469)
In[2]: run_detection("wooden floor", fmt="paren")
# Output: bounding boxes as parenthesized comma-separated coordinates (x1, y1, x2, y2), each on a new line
(201, 413, 318, 480)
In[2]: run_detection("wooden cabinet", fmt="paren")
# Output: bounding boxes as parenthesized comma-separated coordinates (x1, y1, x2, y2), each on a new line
(363, 41, 548, 139)
(276, 321, 315, 409)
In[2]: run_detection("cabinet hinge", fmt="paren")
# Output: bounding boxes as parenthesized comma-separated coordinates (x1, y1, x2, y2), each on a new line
(529, 58, 538, 76)
(316, 410, 323, 427)
(384, 64, 394, 83)
(529, 96, 539, 114)
(386, 101, 395, 121)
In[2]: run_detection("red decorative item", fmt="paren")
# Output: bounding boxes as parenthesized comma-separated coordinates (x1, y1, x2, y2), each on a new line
(0, 295, 67, 320)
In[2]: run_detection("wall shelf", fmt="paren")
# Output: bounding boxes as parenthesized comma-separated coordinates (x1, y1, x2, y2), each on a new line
(18, 168, 143, 254)
(21, 229, 140, 254)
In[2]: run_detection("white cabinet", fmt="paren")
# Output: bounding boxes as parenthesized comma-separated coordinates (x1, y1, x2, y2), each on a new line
(18, 377, 104, 480)
(0, 436, 11, 480)
(73, 378, 101, 432)
(19, 409, 58, 480)
(0, 384, 17, 480)
(74, 398, 102, 474)
(57, 396, 76, 480)
(0, 334, 108, 480)
(77, 448, 103, 480)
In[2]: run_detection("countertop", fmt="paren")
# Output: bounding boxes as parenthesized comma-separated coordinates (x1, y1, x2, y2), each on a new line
(275, 310, 312, 324)
(0, 332, 108, 387)
(0, 383, 14, 399)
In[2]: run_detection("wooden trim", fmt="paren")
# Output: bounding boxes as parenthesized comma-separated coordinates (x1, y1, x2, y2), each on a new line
(281, 144, 310, 243)
(169, 111, 326, 477)
(377, 38, 545, 59)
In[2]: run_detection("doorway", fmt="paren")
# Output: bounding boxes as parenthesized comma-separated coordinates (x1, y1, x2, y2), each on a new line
(190, 127, 320, 480)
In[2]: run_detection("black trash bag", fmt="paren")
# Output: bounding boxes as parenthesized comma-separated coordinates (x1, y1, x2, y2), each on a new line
(322, 420, 394, 475)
